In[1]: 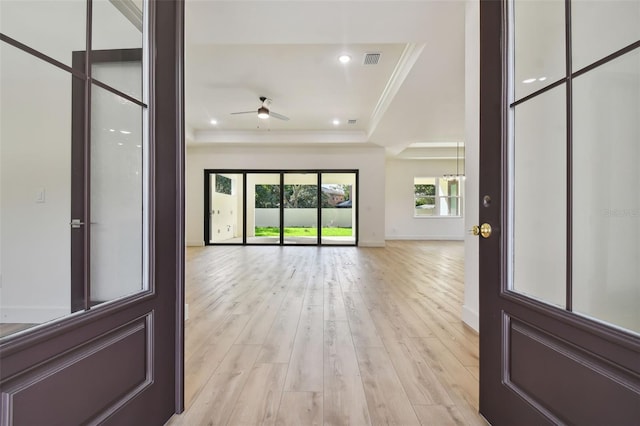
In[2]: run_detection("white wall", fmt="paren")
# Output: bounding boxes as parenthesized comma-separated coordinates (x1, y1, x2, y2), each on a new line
(253, 208, 353, 228)
(385, 159, 465, 240)
(463, 0, 480, 332)
(0, 43, 71, 323)
(210, 192, 239, 242)
(186, 144, 386, 247)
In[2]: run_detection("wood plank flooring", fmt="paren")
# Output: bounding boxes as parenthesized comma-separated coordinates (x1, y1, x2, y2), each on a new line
(167, 240, 485, 426)
(0, 323, 36, 339)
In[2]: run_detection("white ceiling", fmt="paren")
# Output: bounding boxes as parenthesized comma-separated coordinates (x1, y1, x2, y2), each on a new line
(185, 0, 466, 156)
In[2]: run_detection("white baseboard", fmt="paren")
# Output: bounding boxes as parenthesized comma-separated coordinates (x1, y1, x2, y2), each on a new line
(1, 306, 70, 324)
(359, 240, 386, 247)
(186, 241, 205, 247)
(386, 235, 465, 241)
(461, 304, 479, 333)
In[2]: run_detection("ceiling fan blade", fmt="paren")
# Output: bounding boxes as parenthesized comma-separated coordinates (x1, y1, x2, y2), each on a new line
(230, 110, 255, 115)
(269, 111, 290, 121)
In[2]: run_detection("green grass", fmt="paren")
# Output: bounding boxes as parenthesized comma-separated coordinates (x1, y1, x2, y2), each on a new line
(255, 227, 353, 237)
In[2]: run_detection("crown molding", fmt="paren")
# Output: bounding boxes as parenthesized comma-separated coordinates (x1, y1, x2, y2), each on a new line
(367, 42, 426, 138)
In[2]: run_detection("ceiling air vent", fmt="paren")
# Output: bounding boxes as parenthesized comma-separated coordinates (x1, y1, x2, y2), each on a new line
(348, 119, 357, 125)
(363, 52, 381, 65)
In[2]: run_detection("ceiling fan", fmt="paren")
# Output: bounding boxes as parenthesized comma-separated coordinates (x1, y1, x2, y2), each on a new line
(231, 96, 290, 121)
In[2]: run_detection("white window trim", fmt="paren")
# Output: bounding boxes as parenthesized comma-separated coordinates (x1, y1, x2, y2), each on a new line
(413, 177, 464, 218)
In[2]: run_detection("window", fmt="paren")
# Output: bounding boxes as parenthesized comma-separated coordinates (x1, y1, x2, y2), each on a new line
(414, 177, 462, 217)
(215, 174, 232, 195)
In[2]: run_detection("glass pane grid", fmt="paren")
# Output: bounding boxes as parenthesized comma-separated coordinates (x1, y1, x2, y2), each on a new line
(0, 0, 149, 338)
(509, 0, 640, 334)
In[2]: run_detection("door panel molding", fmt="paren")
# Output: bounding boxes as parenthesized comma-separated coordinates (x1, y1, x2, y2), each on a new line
(507, 316, 640, 425)
(1, 314, 153, 425)
(0, 291, 155, 362)
(499, 293, 640, 372)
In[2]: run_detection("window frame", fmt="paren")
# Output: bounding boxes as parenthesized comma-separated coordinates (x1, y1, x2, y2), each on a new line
(413, 177, 463, 218)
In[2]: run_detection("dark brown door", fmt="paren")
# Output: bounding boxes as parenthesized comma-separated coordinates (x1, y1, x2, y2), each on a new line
(0, 1, 184, 424)
(479, 0, 640, 424)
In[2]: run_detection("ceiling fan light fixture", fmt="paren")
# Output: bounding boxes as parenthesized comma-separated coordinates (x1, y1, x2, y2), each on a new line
(257, 107, 270, 119)
(231, 97, 289, 121)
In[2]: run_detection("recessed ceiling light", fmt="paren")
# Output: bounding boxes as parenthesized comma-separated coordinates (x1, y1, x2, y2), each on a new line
(538, 76, 547, 81)
(117, 142, 124, 146)
(522, 78, 536, 84)
(109, 129, 115, 132)
(332, 119, 340, 125)
(338, 55, 351, 64)
(120, 130, 131, 134)
(210, 119, 218, 125)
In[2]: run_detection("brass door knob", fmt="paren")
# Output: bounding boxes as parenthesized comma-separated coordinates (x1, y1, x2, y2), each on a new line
(472, 223, 492, 238)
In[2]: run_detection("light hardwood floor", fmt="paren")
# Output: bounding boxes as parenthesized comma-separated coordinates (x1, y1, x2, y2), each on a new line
(0, 323, 36, 339)
(167, 240, 485, 426)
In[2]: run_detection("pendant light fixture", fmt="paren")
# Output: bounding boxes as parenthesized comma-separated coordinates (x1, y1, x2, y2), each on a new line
(444, 142, 465, 180)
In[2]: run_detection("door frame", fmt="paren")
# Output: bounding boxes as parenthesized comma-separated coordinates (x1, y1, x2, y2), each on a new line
(479, 0, 640, 424)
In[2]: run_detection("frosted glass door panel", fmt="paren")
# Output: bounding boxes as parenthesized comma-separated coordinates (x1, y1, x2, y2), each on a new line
(92, 0, 145, 101)
(0, 0, 85, 67)
(90, 84, 143, 303)
(92, 61, 142, 103)
(572, 50, 640, 333)
(247, 173, 281, 244)
(572, 0, 640, 72)
(0, 43, 72, 330)
(511, 85, 566, 308)
(513, 0, 565, 100)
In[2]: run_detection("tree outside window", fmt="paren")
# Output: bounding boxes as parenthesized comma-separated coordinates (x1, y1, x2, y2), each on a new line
(215, 174, 232, 195)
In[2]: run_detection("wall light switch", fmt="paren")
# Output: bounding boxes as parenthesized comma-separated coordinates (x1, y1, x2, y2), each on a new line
(36, 188, 46, 203)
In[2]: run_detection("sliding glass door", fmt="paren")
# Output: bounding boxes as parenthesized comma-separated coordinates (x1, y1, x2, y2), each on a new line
(247, 172, 281, 244)
(283, 173, 319, 245)
(204, 170, 358, 246)
(321, 173, 357, 245)
(206, 172, 244, 244)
